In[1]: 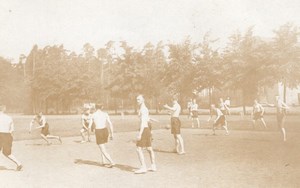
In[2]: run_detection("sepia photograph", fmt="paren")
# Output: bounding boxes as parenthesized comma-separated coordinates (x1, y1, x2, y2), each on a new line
(0, 0, 300, 187)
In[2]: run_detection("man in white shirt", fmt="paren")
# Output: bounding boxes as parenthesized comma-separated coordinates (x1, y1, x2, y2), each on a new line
(89, 104, 115, 168)
(134, 95, 156, 174)
(0, 105, 22, 171)
(164, 97, 185, 155)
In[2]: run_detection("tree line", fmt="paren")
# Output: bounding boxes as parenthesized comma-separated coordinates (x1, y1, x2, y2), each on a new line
(0, 23, 299, 114)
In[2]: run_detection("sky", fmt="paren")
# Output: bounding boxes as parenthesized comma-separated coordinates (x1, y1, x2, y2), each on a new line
(0, 0, 300, 62)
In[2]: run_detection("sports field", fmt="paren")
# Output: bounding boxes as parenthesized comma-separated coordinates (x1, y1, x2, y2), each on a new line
(1, 114, 300, 188)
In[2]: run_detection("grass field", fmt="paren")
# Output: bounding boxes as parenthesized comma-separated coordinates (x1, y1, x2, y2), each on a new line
(0, 114, 300, 188)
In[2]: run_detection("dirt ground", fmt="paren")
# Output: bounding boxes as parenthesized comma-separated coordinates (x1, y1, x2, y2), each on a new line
(1, 115, 300, 188)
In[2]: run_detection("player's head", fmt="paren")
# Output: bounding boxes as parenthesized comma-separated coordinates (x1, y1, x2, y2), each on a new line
(192, 98, 196, 103)
(95, 103, 104, 110)
(254, 99, 258, 104)
(219, 98, 223, 102)
(83, 108, 90, 115)
(210, 104, 216, 110)
(136, 95, 144, 105)
(0, 105, 6, 112)
(37, 112, 43, 117)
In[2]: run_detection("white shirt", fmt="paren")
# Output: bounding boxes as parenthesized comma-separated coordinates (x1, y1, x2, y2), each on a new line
(191, 103, 198, 111)
(139, 103, 149, 128)
(171, 102, 181, 117)
(91, 110, 111, 129)
(0, 113, 14, 133)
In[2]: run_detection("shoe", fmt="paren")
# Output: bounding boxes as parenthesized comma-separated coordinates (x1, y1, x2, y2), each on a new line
(58, 137, 62, 144)
(134, 168, 147, 174)
(148, 164, 157, 172)
(16, 165, 23, 171)
(80, 140, 87, 144)
(178, 151, 186, 155)
(105, 163, 115, 168)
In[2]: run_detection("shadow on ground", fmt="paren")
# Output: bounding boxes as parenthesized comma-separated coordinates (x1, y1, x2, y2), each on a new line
(74, 159, 135, 172)
(0, 166, 15, 171)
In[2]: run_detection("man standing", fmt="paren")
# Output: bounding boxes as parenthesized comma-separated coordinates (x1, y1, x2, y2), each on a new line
(164, 96, 185, 155)
(89, 104, 115, 167)
(134, 95, 156, 174)
(0, 105, 22, 171)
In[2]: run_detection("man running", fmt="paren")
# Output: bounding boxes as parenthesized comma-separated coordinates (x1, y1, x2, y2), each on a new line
(29, 112, 62, 145)
(209, 104, 229, 135)
(134, 95, 156, 174)
(80, 108, 91, 143)
(0, 105, 23, 171)
(89, 104, 115, 167)
(251, 100, 267, 129)
(164, 96, 185, 155)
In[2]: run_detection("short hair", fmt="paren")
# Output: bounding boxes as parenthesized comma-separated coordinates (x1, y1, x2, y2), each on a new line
(136, 95, 145, 101)
(95, 103, 104, 110)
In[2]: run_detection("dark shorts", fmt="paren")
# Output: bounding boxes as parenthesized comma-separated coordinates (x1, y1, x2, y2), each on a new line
(214, 116, 226, 127)
(171, 117, 181, 135)
(221, 110, 229, 116)
(136, 127, 151, 148)
(253, 112, 263, 120)
(41, 123, 50, 136)
(277, 113, 285, 127)
(95, 128, 109, 145)
(0, 133, 13, 156)
(191, 111, 198, 118)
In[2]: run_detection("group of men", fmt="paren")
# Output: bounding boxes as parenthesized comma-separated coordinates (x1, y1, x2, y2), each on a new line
(0, 94, 290, 173)
(187, 95, 289, 141)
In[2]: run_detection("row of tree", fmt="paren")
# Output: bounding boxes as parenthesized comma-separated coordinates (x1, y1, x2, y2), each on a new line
(0, 23, 299, 114)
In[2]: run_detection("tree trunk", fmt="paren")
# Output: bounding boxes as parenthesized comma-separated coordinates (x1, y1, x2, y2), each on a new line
(242, 89, 246, 115)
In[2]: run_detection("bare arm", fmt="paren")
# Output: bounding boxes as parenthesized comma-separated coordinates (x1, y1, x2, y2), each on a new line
(9, 120, 14, 133)
(163, 104, 175, 111)
(106, 114, 114, 139)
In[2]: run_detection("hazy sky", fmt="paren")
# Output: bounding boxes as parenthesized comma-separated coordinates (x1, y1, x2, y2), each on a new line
(0, 0, 300, 62)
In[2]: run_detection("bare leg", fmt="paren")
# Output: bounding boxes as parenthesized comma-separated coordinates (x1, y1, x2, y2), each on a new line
(41, 134, 51, 144)
(80, 129, 86, 142)
(174, 135, 179, 153)
(278, 116, 287, 142)
(98, 144, 114, 165)
(6, 154, 22, 171)
(46, 135, 62, 143)
(222, 125, 229, 135)
(176, 134, 185, 154)
(147, 147, 156, 171)
(196, 118, 200, 128)
(260, 118, 267, 129)
(135, 147, 147, 173)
